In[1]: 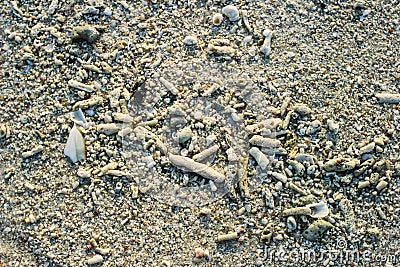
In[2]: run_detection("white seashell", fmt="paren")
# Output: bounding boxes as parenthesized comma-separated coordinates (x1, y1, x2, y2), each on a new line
(212, 13, 223, 25)
(64, 124, 86, 163)
(306, 202, 330, 218)
(222, 5, 240, 22)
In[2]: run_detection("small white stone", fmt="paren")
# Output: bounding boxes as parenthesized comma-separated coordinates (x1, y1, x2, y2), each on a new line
(243, 36, 252, 44)
(183, 35, 197, 46)
(104, 7, 112, 16)
(87, 254, 103, 265)
(222, 5, 240, 22)
(327, 119, 339, 134)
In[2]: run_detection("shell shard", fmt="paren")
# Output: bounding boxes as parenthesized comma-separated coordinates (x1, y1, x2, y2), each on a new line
(306, 202, 330, 218)
(64, 124, 86, 163)
(70, 109, 89, 128)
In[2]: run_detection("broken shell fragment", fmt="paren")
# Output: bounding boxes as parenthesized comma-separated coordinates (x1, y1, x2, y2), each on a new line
(306, 202, 330, 218)
(0, 124, 11, 140)
(64, 124, 86, 163)
(183, 35, 198, 46)
(287, 216, 297, 231)
(70, 109, 91, 129)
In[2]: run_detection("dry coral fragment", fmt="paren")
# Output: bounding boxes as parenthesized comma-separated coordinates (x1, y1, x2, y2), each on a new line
(323, 157, 360, 172)
(207, 44, 236, 56)
(168, 154, 225, 182)
(302, 220, 334, 241)
(216, 232, 238, 242)
(159, 77, 179, 95)
(249, 135, 281, 148)
(97, 123, 120, 135)
(73, 96, 103, 110)
(249, 147, 270, 170)
(192, 145, 219, 162)
(375, 93, 400, 104)
(22, 145, 44, 159)
(359, 142, 375, 154)
(282, 207, 311, 216)
(293, 103, 311, 116)
(64, 124, 86, 163)
(260, 29, 273, 56)
(268, 171, 288, 183)
(87, 254, 103, 265)
(68, 79, 94, 93)
(174, 127, 193, 143)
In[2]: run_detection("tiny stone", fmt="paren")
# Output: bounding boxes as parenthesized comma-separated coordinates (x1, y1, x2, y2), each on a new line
(221, 5, 240, 22)
(71, 25, 100, 43)
(87, 254, 103, 265)
(183, 36, 197, 46)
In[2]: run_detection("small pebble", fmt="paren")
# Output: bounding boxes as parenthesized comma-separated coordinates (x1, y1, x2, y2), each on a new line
(183, 36, 197, 46)
(221, 5, 240, 22)
(87, 254, 103, 265)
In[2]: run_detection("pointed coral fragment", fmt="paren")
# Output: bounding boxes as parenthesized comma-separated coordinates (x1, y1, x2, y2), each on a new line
(64, 124, 86, 163)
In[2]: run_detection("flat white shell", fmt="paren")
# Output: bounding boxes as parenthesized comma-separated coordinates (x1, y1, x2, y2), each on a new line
(64, 124, 86, 163)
